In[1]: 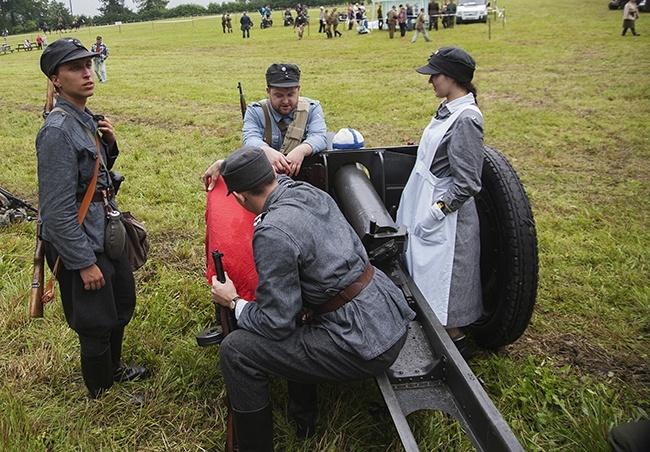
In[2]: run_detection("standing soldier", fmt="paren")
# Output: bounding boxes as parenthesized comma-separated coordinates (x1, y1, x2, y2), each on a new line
(429, 0, 440, 31)
(240, 12, 252, 38)
(387, 5, 399, 38)
(91, 36, 109, 83)
(36, 38, 147, 399)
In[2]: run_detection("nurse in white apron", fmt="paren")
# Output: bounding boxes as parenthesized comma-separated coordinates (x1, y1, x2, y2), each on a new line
(397, 47, 484, 359)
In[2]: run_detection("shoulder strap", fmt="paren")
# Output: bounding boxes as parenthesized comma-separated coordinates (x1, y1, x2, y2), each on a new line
(260, 100, 273, 147)
(280, 98, 310, 154)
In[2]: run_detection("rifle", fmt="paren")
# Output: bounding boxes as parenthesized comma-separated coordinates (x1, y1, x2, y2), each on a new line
(211, 250, 238, 452)
(238, 82, 246, 119)
(30, 79, 56, 318)
(0, 186, 38, 219)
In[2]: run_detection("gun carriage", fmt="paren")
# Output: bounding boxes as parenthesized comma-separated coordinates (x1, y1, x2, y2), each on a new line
(200, 143, 538, 450)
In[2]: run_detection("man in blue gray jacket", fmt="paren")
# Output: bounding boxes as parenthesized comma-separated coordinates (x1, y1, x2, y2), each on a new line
(202, 63, 326, 190)
(210, 146, 415, 451)
(37, 38, 147, 400)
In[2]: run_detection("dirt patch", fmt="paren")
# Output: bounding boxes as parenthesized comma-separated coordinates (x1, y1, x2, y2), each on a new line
(500, 330, 650, 387)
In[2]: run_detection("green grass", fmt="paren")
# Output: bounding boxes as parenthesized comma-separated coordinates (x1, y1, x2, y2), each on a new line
(1, 1, 649, 450)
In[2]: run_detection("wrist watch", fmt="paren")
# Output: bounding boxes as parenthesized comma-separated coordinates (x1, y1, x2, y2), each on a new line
(229, 296, 242, 311)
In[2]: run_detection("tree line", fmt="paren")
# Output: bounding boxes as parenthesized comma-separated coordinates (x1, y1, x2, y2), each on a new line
(1, 0, 333, 34)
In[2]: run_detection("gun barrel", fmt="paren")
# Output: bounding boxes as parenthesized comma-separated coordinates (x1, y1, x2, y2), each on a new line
(29, 238, 45, 318)
(238, 82, 247, 119)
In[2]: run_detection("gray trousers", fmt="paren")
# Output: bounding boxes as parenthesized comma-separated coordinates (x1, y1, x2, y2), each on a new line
(220, 325, 407, 412)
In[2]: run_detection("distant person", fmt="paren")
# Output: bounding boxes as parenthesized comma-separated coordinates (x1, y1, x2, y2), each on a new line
(222, 13, 227, 33)
(412, 10, 432, 42)
(295, 11, 308, 39)
(240, 12, 252, 38)
(324, 9, 333, 38)
(90, 36, 109, 83)
(23, 38, 33, 50)
(319, 6, 326, 33)
(398, 5, 408, 37)
(406, 3, 414, 30)
(445, 0, 457, 28)
(2, 28, 8, 43)
(331, 7, 343, 37)
(429, 0, 440, 30)
(387, 5, 399, 38)
(36, 34, 43, 49)
(226, 13, 233, 32)
(622, 0, 640, 36)
(202, 62, 327, 186)
(377, 4, 384, 29)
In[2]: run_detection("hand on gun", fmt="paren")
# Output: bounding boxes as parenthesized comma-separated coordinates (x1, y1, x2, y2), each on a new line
(211, 271, 238, 308)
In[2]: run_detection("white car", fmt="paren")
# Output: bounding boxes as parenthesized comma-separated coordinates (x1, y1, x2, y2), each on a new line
(456, 0, 488, 23)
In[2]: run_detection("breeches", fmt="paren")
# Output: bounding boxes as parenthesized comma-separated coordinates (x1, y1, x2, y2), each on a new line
(45, 242, 136, 356)
(220, 326, 406, 412)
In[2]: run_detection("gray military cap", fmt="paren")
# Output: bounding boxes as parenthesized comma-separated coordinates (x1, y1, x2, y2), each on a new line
(220, 147, 275, 195)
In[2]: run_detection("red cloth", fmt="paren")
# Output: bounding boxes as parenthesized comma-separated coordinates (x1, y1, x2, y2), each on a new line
(205, 176, 258, 301)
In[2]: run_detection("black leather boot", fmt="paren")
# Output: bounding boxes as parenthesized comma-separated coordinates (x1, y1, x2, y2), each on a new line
(110, 327, 149, 382)
(233, 402, 274, 451)
(288, 381, 317, 439)
(81, 348, 114, 399)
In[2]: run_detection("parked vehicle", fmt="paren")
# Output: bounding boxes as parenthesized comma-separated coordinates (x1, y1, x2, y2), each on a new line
(609, 0, 649, 11)
(456, 0, 488, 23)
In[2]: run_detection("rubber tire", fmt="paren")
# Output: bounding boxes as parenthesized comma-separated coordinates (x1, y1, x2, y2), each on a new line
(468, 146, 539, 349)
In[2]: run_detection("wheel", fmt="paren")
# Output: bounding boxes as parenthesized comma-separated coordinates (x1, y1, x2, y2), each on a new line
(468, 146, 538, 349)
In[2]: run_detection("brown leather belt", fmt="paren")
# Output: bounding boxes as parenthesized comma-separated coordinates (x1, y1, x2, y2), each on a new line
(312, 263, 375, 316)
(77, 187, 114, 203)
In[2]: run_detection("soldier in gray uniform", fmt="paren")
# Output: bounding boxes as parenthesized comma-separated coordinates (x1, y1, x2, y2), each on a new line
(211, 146, 415, 451)
(37, 38, 147, 399)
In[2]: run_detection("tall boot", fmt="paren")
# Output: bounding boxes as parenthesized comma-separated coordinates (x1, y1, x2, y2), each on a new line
(233, 402, 274, 452)
(110, 327, 148, 382)
(632, 28, 640, 36)
(81, 347, 114, 399)
(287, 381, 317, 439)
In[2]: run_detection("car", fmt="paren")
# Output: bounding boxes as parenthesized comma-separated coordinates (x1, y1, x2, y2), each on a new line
(608, 0, 649, 11)
(456, 0, 488, 23)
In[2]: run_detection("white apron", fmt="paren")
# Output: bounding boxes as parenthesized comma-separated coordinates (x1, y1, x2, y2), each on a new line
(396, 105, 481, 325)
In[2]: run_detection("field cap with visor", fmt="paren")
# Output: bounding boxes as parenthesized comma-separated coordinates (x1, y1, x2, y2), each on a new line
(416, 46, 476, 83)
(220, 146, 275, 195)
(40, 37, 100, 77)
(266, 63, 301, 88)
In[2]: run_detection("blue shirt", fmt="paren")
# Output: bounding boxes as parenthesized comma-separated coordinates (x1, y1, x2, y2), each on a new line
(242, 96, 327, 154)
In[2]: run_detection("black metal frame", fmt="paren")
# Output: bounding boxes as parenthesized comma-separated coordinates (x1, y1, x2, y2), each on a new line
(299, 147, 524, 451)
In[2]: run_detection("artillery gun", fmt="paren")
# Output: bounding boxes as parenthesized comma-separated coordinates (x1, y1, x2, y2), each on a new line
(200, 143, 538, 450)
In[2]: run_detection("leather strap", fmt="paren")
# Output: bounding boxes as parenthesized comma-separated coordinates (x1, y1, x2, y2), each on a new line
(260, 100, 273, 147)
(42, 133, 102, 303)
(312, 263, 375, 316)
(77, 186, 114, 203)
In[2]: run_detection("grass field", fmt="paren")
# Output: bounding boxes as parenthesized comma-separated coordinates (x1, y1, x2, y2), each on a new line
(1, 0, 649, 450)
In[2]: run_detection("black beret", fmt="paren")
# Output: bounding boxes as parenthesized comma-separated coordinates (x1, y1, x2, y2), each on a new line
(40, 37, 99, 78)
(266, 63, 301, 88)
(415, 46, 476, 83)
(220, 147, 275, 195)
